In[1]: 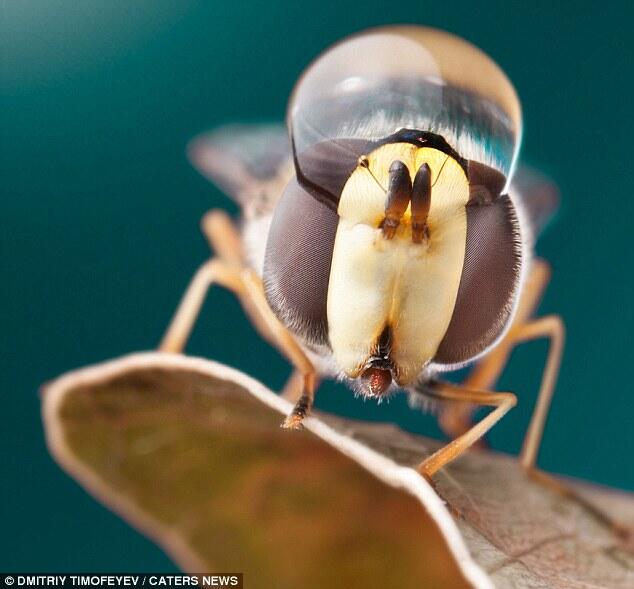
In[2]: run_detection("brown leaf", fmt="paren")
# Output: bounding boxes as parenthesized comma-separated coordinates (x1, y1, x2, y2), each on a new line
(42, 353, 634, 588)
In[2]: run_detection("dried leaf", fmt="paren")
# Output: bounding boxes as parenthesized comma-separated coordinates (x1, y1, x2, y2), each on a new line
(42, 353, 634, 588)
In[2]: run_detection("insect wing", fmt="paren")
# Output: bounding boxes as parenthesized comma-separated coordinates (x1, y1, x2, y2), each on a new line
(188, 123, 290, 205)
(510, 165, 560, 239)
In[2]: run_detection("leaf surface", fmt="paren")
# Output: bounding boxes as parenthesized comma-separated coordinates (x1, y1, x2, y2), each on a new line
(42, 353, 634, 588)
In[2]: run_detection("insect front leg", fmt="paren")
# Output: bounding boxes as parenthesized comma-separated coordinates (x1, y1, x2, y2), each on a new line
(417, 381, 517, 478)
(280, 369, 321, 405)
(159, 209, 247, 353)
(239, 270, 317, 429)
(200, 210, 284, 349)
(159, 209, 288, 352)
(424, 308, 563, 477)
(160, 210, 317, 428)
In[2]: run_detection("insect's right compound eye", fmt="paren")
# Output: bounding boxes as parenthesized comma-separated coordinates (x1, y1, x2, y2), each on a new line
(263, 178, 339, 348)
(433, 194, 522, 366)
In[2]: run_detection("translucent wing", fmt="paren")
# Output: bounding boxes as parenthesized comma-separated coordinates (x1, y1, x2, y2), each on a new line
(188, 124, 290, 206)
(510, 165, 560, 239)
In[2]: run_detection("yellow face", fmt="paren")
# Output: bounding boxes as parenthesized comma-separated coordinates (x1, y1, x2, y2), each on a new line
(326, 142, 470, 386)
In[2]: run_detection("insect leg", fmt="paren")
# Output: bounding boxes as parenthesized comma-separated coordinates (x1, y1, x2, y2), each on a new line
(161, 209, 316, 417)
(513, 314, 565, 470)
(159, 258, 317, 427)
(200, 209, 244, 267)
(159, 209, 261, 352)
(200, 209, 283, 348)
(438, 259, 551, 438)
(426, 378, 632, 544)
(418, 382, 517, 478)
(280, 369, 321, 404)
(239, 270, 317, 429)
(514, 315, 632, 543)
(159, 259, 243, 353)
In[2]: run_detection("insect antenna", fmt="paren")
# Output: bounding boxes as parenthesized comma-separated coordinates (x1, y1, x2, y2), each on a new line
(358, 155, 387, 193)
(431, 153, 450, 187)
(411, 163, 431, 243)
(381, 160, 411, 239)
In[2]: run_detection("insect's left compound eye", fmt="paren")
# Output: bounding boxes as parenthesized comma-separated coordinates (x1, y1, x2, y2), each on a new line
(263, 178, 338, 348)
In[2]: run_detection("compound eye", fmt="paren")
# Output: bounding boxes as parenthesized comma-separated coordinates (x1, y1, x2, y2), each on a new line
(263, 178, 339, 347)
(291, 138, 374, 209)
(434, 195, 522, 366)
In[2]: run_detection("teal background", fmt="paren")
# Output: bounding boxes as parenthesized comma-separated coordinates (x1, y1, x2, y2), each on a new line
(2, 0, 633, 571)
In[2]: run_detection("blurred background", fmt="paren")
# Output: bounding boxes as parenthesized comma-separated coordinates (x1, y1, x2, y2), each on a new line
(2, 0, 633, 572)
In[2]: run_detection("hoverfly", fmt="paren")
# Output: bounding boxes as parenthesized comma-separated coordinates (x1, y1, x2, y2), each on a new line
(160, 26, 563, 479)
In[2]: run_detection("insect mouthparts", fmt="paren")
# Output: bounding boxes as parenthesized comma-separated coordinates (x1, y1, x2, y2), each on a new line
(358, 325, 395, 398)
(360, 366, 393, 397)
